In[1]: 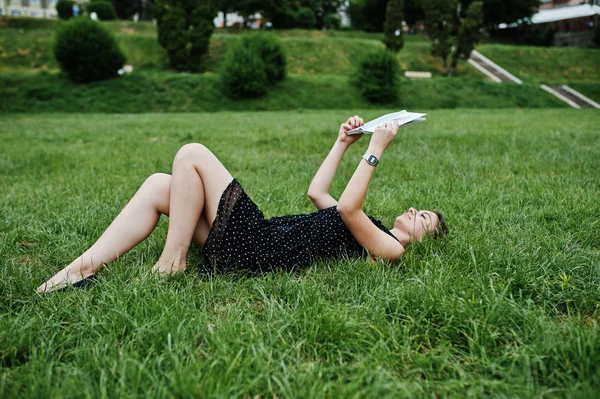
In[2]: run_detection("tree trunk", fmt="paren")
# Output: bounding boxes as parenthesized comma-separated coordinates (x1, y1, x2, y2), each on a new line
(449, 55, 458, 76)
(442, 57, 451, 76)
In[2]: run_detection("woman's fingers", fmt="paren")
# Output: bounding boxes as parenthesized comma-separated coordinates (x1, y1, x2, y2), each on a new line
(347, 115, 363, 128)
(377, 121, 399, 132)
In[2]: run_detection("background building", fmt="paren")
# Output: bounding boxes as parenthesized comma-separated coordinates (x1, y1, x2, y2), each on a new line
(540, 0, 597, 10)
(532, 3, 600, 46)
(1, 0, 58, 17)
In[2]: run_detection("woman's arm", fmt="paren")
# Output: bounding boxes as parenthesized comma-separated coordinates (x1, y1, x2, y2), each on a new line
(337, 121, 405, 262)
(308, 115, 364, 210)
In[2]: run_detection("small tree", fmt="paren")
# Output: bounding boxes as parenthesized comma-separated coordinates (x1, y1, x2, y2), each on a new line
(54, 18, 126, 82)
(323, 13, 341, 30)
(56, 0, 75, 19)
(382, 0, 404, 52)
(260, 0, 297, 29)
(110, 0, 138, 19)
(86, 0, 118, 20)
(404, 0, 424, 30)
(421, 0, 483, 76)
(242, 33, 286, 84)
(296, 7, 317, 29)
(154, 0, 215, 72)
(351, 48, 400, 103)
(220, 40, 268, 98)
(451, 1, 483, 71)
(347, 0, 389, 32)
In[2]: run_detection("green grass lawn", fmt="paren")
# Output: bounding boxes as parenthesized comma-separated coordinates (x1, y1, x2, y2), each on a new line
(1, 109, 599, 397)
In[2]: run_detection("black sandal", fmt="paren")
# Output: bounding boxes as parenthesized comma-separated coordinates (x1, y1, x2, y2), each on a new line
(71, 275, 97, 288)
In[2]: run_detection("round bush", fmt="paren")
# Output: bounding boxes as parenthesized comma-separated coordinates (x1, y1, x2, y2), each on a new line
(323, 13, 341, 30)
(56, 0, 75, 19)
(220, 41, 268, 99)
(86, 1, 117, 20)
(54, 18, 126, 83)
(352, 48, 400, 103)
(296, 7, 316, 29)
(154, 0, 215, 72)
(242, 33, 286, 84)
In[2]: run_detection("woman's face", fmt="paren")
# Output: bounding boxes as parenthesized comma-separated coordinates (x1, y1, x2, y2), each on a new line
(394, 207, 438, 241)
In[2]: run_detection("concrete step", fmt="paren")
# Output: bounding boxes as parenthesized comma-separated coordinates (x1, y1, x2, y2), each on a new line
(540, 84, 600, 109)
(468, 50, 522, 84)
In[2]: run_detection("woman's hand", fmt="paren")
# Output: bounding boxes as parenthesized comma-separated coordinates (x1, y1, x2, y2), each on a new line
(338, 115, 364, 145)
(368, 120, 400, 153)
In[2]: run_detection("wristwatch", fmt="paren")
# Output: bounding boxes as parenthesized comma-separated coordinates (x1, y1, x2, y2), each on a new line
(362, 153, 379, 166)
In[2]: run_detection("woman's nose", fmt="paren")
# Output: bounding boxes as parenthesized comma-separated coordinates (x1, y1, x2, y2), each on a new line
(409, 207, 416, 215)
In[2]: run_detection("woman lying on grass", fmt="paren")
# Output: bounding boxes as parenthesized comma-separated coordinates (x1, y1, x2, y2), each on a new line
(37, 115, 447, 293)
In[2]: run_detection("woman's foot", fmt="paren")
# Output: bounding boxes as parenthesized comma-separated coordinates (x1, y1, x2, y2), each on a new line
(152, 256, 186, 276)
(36, 263, 96, 293)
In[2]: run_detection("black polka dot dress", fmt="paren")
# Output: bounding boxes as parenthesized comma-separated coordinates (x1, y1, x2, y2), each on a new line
(200, 179, 397, 274)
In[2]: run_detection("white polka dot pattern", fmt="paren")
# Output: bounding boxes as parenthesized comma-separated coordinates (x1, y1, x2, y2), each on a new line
(199, 179, 395, 274)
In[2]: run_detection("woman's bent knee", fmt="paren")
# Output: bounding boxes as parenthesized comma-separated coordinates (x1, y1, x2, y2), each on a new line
(144, 173, 171, 188)
(142, 173, 171, 212)
(174, 143, 210, 166)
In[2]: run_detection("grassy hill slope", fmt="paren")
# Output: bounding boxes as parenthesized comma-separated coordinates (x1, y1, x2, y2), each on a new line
(476, 44, 600, 84)
(0, 21, 478, 77)
(0, 71, 565, 113)
(2, 19, 598, 111)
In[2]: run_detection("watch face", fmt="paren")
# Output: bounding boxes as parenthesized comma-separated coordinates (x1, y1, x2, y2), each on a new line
(368, 155, 378, 165)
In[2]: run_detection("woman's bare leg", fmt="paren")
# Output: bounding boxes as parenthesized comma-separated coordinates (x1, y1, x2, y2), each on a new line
(152, 143, 233, 275)
(36, 173, 211, 293)
(36, 173, 172, 292)
(37, 143, 232, 290)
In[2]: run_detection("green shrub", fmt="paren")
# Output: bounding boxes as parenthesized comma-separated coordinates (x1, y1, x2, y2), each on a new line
(351, 48, 399, 103)
(111, 0, 139, 19)
(54, 18, 126, 83)
(263, 5, 297, 29)
(296, 7, 316, 29)
(56, 0, 75, 19)
(86, 1, 117, 20)
(382, 0, 404, 52)
(323, 13, 341, 30)
(154, 0, 215, 72)
(242, 33, 286, 84)
(3, 17, 59, 29)
(220, 40, 268, 99)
